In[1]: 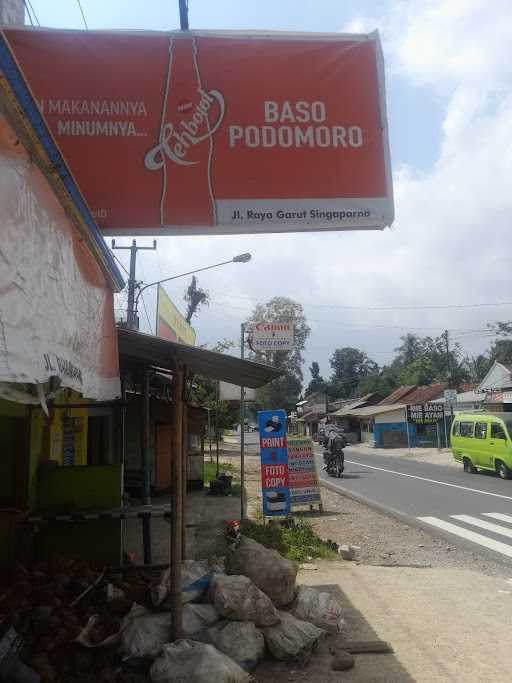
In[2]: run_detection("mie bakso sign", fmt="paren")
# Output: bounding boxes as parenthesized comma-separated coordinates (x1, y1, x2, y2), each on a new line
(3, 28, 393, 235)
(407, 403, 444, 424)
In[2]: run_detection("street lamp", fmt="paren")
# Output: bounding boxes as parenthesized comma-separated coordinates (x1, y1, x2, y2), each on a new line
(131, 252, 252, 329)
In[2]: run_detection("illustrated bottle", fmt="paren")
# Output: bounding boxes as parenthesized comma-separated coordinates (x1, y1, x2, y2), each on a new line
(145, 36, 224, 228)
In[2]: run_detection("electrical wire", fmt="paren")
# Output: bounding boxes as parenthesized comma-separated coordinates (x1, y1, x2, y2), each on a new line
(140, 293, 153, 335)
(23, 1, 34, 25)
(212, 291, 512, 312)
(111, 251, 130, 278)
(76, 0, 88, 29)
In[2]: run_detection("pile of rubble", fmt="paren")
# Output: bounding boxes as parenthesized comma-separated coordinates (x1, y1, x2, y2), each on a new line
(0, 535, 346, 682)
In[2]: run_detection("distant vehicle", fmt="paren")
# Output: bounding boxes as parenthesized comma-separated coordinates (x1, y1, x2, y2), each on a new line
(451, 413, 512, 479)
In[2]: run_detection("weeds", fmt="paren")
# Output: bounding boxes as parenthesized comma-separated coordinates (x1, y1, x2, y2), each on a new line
(242, 517, 337, 563)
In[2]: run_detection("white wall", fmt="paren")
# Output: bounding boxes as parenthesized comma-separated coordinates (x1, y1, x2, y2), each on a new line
(375, 409, 406, 424)
(0, 0, 24, 24)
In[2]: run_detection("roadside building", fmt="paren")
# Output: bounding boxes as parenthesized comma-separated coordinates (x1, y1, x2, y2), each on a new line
(330, 393, 383, 442)
(478, 361, 512, 412)
(0, 34, 125, 566)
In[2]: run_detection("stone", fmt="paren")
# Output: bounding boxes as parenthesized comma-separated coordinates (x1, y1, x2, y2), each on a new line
(332, 650, 355, 671)
(338, 544, 360, 561)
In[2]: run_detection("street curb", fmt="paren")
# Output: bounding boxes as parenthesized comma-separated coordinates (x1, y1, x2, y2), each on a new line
(319, 477, 512, 568)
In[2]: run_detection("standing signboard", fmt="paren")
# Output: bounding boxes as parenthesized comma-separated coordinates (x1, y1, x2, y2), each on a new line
(258, 409, 290, 517)
(407, 403, 444, 424)
(287, 436, 322, 508)
(443, 389, 457, 407)
(3, 29, 393, 235)
(252, 322, 294, 351)
(156, 285, 196, 345)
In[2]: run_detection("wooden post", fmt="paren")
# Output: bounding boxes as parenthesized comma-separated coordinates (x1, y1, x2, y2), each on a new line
(141, 369, 152, 564)
(171, 363, 184, 640)
(181, 400, 188, 559)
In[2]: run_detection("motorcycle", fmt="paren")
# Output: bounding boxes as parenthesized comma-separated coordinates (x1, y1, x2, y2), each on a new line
(324, 448, 345, 478)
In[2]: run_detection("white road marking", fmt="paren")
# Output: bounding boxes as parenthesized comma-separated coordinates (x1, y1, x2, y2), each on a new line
(484, 512, 512, 525)
(451, 514, 512, 539)
(340, 457, 512, 502)
(418, 516, 512, 558)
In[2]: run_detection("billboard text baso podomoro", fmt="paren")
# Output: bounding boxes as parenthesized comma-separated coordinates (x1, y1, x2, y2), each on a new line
(3, 29, 394, 235)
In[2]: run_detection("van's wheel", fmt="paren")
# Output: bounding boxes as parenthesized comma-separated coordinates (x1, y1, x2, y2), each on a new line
(463, 457, 476, 474)
(496, 460, 512, 480)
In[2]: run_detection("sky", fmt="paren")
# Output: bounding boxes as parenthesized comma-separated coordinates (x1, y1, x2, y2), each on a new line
(28, 0, 512, 385)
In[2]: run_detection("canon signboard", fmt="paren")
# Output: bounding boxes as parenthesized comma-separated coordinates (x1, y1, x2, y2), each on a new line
(252, 323, 294, 352)
(2, 29, 393, 235)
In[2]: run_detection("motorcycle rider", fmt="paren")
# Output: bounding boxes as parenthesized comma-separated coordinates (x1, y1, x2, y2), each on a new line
(326, 428, 346, 475)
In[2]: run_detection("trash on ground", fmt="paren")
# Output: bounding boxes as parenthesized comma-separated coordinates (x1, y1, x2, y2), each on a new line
(150, 639, 250, 683)
(225, 535, 298, 607)
(208, 574, 279, 627)
(263, 611, 325, 665)
(212, 620, 265, 672)
(292, 585, 345, 633)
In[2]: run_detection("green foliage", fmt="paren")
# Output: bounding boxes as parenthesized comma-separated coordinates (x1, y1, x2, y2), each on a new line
(242, 518, 337, 562)
(203, 460, 236, 483)
(305, 361, 325, 397)
(327, 347, 378, 399)
(246, 297, 311, 413)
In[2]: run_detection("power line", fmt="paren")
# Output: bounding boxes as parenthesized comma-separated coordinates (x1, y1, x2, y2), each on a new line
(23, 1, 36, 25)
(76, 0, 88, 29)
(140, 293, 153, 334)
(212, 291, 512, 312)
(111, 251, 130, 278)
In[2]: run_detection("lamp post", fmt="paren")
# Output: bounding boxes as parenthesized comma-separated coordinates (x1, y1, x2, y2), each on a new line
(129, 252, 251, 330)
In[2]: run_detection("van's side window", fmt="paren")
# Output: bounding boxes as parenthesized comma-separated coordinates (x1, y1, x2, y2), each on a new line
(491, 423, 506, 440)
(452, 421, 460, 436)
(475, 422, 487, 439)
(460, 422, 474, 437)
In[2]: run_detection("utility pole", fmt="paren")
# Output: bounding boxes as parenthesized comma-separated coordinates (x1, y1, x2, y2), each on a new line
(112, 239, 156, 329)
(325, 390, 329, 423)
(240, 323, 246, 521)
(179, 0, 189, 30)
(444, 329, 455, 433)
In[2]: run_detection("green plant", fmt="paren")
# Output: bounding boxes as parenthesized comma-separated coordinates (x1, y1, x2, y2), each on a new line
(242, 518, 337, 563)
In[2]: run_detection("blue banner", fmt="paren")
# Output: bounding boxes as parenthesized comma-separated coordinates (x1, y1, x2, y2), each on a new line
(258, 409, 291, 517)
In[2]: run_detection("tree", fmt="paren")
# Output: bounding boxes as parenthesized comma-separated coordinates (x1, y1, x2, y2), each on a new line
(184, 275, 209, 323)
(246, 297, 311, 413)
(305, 361, 325, 396)
(328, 347, 378, 399)
(463, 354, 491, 383)
(394, 333, 423, 366)
(487, 322, 512, 367)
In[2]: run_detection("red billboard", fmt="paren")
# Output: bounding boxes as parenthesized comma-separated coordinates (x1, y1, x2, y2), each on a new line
(3, 29, 393, 235)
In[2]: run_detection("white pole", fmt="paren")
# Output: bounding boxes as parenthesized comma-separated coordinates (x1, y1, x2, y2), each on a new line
(436, 421, 441, 452)
(443, 411, 448, 450)
(240, 323, 246, 521)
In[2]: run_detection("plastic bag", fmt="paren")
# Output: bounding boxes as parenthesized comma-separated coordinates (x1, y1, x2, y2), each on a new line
(152, 559, 222, 607)
(263, 610, 324, 662)
(74, 614, 122, 648)
(212, 621, 265, 672)
(150, 639, 249, 683)
(292, 586, 345, 633)
(226, 535, 297, 607)
(120, 604, 171, 659)
(183, 603, 218, 636)
(208, 574, 279, 627)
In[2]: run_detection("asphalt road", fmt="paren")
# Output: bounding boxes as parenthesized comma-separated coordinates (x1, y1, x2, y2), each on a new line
(315, 445, 512, 563)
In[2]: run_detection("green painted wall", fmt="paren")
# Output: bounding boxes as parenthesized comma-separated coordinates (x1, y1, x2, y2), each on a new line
(36, 463, 122, 511)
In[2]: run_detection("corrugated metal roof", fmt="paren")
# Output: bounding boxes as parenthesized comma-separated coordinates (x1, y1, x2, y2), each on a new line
(344, 403, 406, 418)
(118, 328, 281, 388)
(379, 386, 416, 405)
(404, 383, 448, 405)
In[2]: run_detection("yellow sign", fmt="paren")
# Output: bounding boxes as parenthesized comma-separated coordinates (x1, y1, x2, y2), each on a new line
(156, 285, 196, 346)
